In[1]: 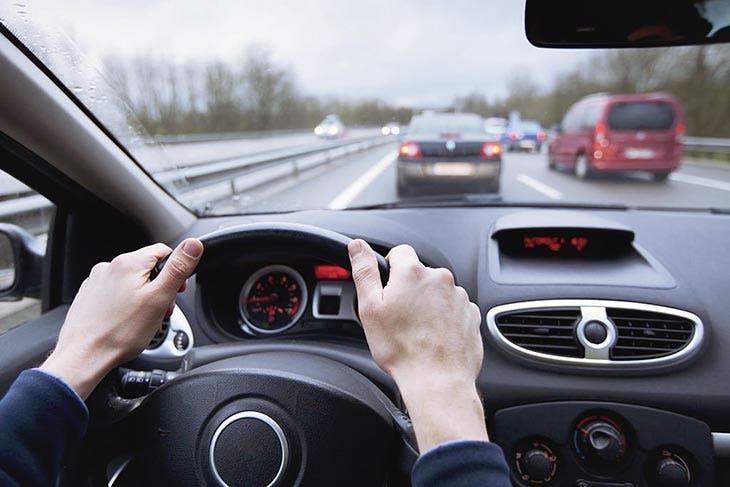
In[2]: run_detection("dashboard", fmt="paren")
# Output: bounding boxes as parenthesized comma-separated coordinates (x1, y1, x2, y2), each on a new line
(147, 206, 730, 486)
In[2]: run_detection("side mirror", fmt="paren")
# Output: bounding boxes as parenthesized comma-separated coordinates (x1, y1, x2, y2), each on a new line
(0, 223, 44, 300)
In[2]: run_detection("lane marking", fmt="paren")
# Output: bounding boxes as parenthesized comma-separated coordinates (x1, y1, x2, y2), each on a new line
(670, 172, 730, 192)
(328, 152, 398, 209)
(516, 173, 564, 200)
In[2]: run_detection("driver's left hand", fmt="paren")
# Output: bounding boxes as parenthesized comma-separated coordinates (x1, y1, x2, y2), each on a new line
(40, 238, 203, 399)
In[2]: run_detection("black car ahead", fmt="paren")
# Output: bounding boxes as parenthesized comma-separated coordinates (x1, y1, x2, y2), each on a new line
(397, 112, 502, 196)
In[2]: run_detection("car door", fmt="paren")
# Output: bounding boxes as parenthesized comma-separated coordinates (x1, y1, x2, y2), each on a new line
(0, 135, 147, 395)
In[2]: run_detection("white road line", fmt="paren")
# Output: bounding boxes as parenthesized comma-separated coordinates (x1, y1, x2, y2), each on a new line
(670, 172, 730, 192)
(328, 152, 397, 209)
(516, 173, 564, 200)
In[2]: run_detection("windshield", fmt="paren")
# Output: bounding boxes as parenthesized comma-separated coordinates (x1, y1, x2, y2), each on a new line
(1, 1, 729, 214)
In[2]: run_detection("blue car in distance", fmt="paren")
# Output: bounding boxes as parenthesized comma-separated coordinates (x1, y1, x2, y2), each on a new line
(503, 120, 546, 152)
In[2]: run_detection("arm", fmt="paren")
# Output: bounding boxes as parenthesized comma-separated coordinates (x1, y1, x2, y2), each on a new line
(348, 240, 510, 486)
(0, 239, 203, 486)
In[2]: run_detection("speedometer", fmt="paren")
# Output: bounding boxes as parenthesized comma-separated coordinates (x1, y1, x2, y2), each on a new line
(239, 265, 308, 334)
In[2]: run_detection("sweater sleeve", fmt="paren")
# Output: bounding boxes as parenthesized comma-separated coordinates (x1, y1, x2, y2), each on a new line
(0, 368, 89, 487)
(412, 440, 512, 487)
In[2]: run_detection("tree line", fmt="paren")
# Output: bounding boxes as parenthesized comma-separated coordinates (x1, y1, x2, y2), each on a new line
(455, 46, 730, 137)
(103, 46, 414, 135)
(105, 45, 730, 137)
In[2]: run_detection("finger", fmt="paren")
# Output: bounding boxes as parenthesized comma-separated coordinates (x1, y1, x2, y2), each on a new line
(348, 239, 383, 308)
(386, 245, 422, 281)
(120, 243, 173, 273)
(152, 238, 204, 296)
(179, 279, 188, 293)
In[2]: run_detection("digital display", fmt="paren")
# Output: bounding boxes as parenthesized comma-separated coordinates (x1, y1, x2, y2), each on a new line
(523, 235, 589, 253)
(495, 228, 633, 259)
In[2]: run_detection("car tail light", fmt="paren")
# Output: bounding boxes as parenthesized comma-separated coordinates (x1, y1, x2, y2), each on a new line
(537, 131, 546, 141)
(399, 141, 422, 159)
(595, 122, 607, 139)
(481, 142, 502, 158)
(675, 122, 686, 139)
(509, 131, 519, 141)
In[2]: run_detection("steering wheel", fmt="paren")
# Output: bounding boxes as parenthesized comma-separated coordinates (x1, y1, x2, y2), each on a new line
(94, 223, 416, 486)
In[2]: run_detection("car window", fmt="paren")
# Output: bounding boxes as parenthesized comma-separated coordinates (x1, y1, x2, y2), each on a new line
(562, 105, 582, 131)
(518, 121, 541, 132)
(579, 102, 604, 130)
(607, 102, 676, 130)
(0, 170, 53, 335)
(409, 115, 485, 135)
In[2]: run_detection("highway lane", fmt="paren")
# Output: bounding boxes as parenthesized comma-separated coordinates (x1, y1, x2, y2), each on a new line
(210, 144, 730, 214)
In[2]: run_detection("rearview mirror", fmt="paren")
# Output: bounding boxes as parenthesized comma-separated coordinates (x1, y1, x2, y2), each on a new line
(0, 223, 44, 300)
(526, 0, 730, 48)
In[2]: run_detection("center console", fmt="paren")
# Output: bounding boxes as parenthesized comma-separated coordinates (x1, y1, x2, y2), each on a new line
(492, 402, 714, 486)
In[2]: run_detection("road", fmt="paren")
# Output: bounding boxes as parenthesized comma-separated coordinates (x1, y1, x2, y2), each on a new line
(208, 143, 730, 214)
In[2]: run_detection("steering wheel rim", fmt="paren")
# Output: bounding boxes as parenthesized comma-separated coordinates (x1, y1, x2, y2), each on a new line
(98, 223, 415, 486)
(155, 222, 390, 284)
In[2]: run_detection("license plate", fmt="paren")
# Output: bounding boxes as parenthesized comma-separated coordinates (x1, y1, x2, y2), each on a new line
(624, 148, 656, 159)
(431, 163, 475, 176)
(520, 140, 536, 148)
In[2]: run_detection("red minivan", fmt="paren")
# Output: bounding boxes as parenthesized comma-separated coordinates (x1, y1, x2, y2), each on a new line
(548, 93, 685, 181)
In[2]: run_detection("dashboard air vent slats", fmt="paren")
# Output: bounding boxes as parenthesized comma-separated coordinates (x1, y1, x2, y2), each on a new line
(486, 300, 704, 369)
(607, 308, 695, 360)
(495, 309, 583, 358)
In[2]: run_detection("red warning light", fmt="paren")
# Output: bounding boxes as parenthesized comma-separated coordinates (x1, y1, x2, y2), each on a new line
(314, 264, 351, 280)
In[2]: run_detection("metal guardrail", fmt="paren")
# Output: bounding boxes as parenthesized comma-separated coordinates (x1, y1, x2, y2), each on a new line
(146, 129, 310, 145)
(0, 132, 390, 223)
(682, 137, 730, 155)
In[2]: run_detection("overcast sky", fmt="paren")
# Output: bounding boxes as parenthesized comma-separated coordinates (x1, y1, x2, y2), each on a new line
(9, 0, 595, 106)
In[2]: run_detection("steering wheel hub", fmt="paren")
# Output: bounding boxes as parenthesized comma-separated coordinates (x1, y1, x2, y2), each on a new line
(209, 411, 289, 487)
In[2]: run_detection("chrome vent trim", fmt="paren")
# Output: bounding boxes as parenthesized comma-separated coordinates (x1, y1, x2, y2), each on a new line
(486, 300, 704, 368)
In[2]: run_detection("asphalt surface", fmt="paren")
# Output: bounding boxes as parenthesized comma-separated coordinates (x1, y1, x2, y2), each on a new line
(209, 143, 730, 214)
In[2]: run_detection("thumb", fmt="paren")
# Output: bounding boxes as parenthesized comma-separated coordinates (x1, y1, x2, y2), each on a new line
(348, 239, 383, 309)
(153, 238, 204, 296)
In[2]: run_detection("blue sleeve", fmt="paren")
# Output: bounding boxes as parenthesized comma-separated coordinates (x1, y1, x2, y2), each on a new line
(412, 440, 512, 487)
(0, 369, 89, 487)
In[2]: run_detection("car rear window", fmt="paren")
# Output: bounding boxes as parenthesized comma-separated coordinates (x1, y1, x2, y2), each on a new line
(607, 102, 675, 131)
(410, 115, 485, 135)
(518, 121, 541, 133)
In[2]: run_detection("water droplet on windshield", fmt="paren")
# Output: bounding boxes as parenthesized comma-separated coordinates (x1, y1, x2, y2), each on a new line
(72, 86, 83, 93)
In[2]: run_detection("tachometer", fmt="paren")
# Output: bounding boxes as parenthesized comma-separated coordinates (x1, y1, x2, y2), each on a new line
(239, 265, 308, 334)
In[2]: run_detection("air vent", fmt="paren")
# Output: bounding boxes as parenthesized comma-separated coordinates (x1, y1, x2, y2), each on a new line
(148, 319, 170, 349)
(608, 308, 695, 360)
(486, 300, 704, 369)
(494, 308, 583, 357)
